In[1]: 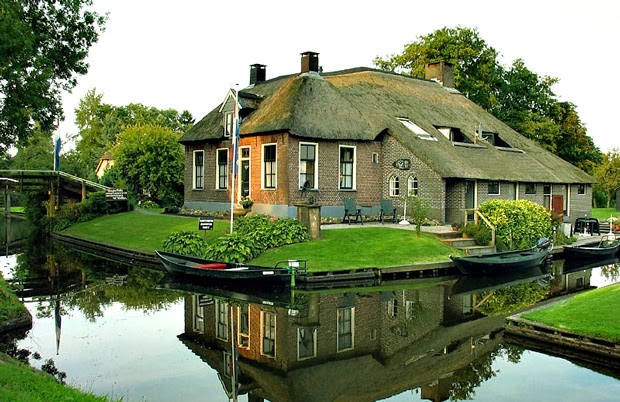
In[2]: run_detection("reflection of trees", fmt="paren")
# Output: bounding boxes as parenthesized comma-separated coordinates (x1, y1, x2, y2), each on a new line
(600, 263, 620, 282)
(476, 281, 549, 316)
(449, 343, 524, 400)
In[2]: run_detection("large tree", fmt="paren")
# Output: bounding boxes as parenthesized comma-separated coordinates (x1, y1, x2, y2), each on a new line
(374, 27, 601, 169)
(70, 89, 194, 177)
(112, 125, 184, 207)
(0, 0, 107, 150)
(593, 149, 620, 208)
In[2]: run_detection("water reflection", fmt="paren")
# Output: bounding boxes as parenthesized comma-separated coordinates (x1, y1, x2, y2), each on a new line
(0, 236, 619, 401)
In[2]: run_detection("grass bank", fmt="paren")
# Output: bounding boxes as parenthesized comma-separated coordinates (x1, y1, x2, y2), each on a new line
(60, 211, 460, 271)
(522, 283, 620, 342)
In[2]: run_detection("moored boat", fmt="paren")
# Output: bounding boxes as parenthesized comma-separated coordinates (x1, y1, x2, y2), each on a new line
(562, 235, 620, 259)
(155, 250, 305, 284)
(450, 238, 553, 275)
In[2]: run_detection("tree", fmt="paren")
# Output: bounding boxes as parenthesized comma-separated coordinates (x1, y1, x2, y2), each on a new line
(11, 125, 53, 170)
(374, 27, 601, 170)
(593, 149, 620, 208)
(70, 89, 194, 175)
(112, 125, 184, 207)
(0, 0, 107, 150)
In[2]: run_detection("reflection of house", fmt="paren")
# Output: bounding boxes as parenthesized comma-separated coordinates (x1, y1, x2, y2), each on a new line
(176, 281, 509, 401)
(180, 52, 594, 224)
(95, 153, 114, 179)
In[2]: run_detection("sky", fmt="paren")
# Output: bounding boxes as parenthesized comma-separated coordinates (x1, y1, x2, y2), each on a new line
(58, 0, 620, 153)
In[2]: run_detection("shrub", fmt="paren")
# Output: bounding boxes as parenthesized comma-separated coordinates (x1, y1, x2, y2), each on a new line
(162, 231, 208, 256)
(478, 199, 552, 251)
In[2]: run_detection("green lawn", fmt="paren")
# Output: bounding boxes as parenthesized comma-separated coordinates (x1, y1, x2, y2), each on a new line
(60, 211, 460, 271)
(591, 208, 618, 220)
(522, 283, 620, 342)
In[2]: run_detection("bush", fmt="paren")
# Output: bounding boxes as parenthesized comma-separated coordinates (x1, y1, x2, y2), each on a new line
(478, 199, 552, 251)
(162, 231, 208, 256)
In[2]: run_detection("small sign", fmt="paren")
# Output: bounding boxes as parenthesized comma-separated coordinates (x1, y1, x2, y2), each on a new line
(198, 218, 214, 230)
(392, 159, 411, 170)
(106, 188, 128, 201)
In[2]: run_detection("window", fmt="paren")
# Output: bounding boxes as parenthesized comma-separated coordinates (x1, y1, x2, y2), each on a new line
(297, 327, 317, 360)
(261, 311, 276, 358)
(389, 176, 400, 197)
(216, 301, 228, 341)
(578, 184, 586, 195)
(337, 307, 354, 352)
(299, 143, 317, 189)
(372, 152, 379, 164)
(224, 112, 233, 137)
(398, 117, 437, 141)
(525, 183, 536, 195)
(193, 151, 204, 190)
(216, 149, 228, 189)
(339, 146, 356, 190)
(238, 304, 250, 348)
(488, 181, 500, 195)
(192, 296, 205, 333)
(387, 299, 398, 318)
(407, 176, 418, 196)
(263, 144, 277, 189)
(543, 184, 552, 209)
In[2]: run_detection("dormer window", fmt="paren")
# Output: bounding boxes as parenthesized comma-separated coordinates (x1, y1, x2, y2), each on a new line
(437, 126, 471, 143)
(398, 118, 437, 141)
(224, 111, 233, 138)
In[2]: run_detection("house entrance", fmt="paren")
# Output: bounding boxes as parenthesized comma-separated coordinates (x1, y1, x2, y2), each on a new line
(465, 180, 475, 222)
(240, 147, 250, 197)
(552, 195, 564, 216)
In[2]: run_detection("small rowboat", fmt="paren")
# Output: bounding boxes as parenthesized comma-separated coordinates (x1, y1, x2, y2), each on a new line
(562, 235, 620, 259)
(155, 250, 305, 284)
(450, 238, 553, 275)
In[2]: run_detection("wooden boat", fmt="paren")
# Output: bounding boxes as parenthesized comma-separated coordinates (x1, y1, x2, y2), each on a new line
(450, 265, 549, 296)
(450, 238, 552, 275)
(155, 250, 304, 284)
(562, 235, 620, 259)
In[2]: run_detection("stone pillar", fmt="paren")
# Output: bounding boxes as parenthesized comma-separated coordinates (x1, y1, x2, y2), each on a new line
(296, 204, 321, 239)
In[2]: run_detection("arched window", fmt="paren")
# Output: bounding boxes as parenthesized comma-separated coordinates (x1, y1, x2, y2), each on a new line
(389, 176, 400, 197)
(408, 176, 418, 196)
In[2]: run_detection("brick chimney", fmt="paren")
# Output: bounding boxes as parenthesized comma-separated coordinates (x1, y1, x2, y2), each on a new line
(425, 62, 454, 88)
(301, 51, 320, 74)
(250, 64, 266, 85)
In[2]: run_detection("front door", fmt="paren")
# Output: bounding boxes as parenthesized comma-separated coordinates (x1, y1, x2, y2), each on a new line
(552, 195, 564, 216)
(240, 147, 250, 198)
(465, 180, 475, 222)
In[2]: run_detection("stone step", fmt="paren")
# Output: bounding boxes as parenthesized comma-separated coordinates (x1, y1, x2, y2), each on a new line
(459, 245, 497, 256)
(441, 237, 477, 248)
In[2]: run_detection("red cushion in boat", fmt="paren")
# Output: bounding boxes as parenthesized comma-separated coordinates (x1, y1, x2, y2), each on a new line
(193, 263, 228, 270)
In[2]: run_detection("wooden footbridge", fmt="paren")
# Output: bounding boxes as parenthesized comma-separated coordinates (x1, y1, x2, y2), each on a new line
(1, 170, 113, 216)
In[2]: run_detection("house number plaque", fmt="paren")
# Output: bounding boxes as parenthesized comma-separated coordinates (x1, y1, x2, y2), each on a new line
(392, 159, 411, 170)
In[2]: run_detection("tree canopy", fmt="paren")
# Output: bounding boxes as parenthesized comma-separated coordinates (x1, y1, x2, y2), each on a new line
(593, 148, 620, 208)
(374, 26, 601, 172)
(0, 0, 107, 150)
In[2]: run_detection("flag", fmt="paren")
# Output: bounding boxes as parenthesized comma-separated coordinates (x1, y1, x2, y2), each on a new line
(231, 90, 240, 179)
(54, 135, 62, 171)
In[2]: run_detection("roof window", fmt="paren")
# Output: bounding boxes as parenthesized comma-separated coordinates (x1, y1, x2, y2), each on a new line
(398, 118, 437, 141)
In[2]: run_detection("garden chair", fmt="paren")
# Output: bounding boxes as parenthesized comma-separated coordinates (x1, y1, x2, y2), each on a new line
(342, 197, 363, 224)
(380, 198, 397, 224)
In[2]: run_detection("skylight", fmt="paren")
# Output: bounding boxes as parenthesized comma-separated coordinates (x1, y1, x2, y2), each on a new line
(398, 118, 437, 141)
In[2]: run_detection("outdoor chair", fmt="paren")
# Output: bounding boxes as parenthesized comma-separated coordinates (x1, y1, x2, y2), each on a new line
(380, 198, 397, 224)
(342, 197, 363, 224)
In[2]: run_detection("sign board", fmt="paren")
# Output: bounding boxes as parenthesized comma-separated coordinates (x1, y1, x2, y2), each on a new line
(106, 188, 128, 201)
(392, 159, 411, 170)
(198, 218, 214, 231)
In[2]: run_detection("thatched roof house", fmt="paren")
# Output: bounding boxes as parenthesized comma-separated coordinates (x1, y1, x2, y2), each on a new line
(180, 52, 594, 224)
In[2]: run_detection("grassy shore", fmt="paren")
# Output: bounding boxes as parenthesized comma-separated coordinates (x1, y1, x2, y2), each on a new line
(522, 283, 620, 342)
(60, 210, 460, 271)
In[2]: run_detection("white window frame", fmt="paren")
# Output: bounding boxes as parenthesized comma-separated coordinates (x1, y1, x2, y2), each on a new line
(577, 184, 586, 195)
(337, 307, 355, 352)
(237, 304, 250, 349)
(407, 175, 418, 196)
(488, 181, 500, 195)
(297, 327, 317, 360)
(398, 117, 437, 141)
(299, 142, 318, 189)
(262, 143, 277, 190)
(389, 175, 400, 197)
(224, 111, 233, 137)
(339, 145, 356, 190)
(260, 311, 277, 358)
(192, 150, 204, 190)
(215, 300, 229, 341)
(216, 148, 229, 190)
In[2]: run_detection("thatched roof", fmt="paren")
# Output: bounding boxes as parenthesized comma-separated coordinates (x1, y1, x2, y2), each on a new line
(180, 67, 593, 184)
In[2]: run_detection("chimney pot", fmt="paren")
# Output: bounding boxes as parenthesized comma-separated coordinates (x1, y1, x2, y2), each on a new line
(250, 64, 266, 85)
(301, 51, 320, 74)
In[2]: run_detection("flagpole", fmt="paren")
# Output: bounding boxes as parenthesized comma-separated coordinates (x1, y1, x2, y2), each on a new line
(229, 87, 239, 234)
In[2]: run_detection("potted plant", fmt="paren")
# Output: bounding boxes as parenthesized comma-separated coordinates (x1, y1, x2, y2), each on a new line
(451, 222, 461, 231)
(239, 196, 253, 210)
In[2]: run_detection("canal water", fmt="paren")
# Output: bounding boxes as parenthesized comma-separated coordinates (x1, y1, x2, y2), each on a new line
(1, 235, 620, 401)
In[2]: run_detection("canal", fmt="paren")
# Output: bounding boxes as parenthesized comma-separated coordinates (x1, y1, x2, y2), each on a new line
(1, 233, 620, 401)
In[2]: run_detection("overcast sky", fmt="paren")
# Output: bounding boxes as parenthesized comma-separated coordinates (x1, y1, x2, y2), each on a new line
(59, 0, 619, 153)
